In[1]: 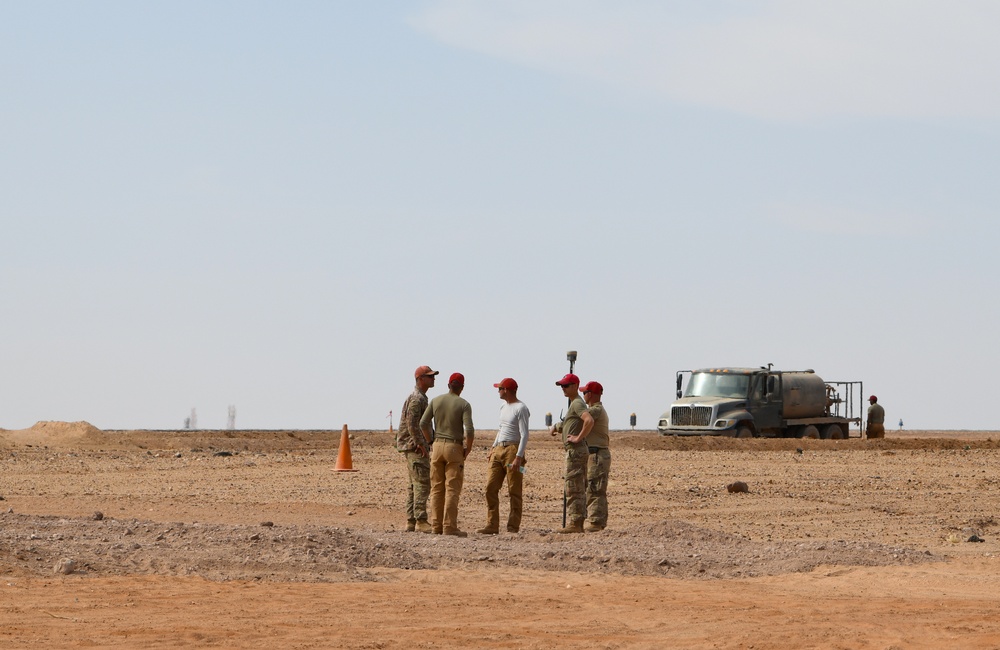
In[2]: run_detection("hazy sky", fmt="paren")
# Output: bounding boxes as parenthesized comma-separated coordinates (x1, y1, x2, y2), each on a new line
(3, 1, 998, 431)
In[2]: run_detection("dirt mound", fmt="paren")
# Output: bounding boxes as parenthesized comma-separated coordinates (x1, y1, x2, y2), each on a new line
(0, 512, 935, 583)
(1, 421, 104, 448)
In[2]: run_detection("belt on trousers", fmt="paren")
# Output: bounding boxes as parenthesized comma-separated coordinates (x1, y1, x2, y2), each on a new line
(435, 438, 463, 444)
(494, 442, 518, 448)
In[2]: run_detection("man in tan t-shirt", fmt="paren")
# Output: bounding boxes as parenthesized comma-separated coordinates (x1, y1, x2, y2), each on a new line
(549, 373, 594, 534)
(581, 381, 610, 532)
(421, 372, 475, 536)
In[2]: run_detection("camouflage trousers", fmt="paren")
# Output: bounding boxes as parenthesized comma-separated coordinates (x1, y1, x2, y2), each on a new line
(403, 451, 430, 522)
(587, 447, 611, 528)
(563, 445, 589, 526)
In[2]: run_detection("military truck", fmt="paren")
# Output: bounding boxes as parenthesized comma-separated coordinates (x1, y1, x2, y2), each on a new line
(657, 367, 863, 438)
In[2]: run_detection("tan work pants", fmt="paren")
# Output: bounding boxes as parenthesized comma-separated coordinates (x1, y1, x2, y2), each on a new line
(868, 423, 885, 439)
(484, 444, 523, 533)
(429, 439, 465, 533)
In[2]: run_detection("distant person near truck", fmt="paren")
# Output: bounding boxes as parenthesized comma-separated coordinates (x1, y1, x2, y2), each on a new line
(867, 395, 885, 439)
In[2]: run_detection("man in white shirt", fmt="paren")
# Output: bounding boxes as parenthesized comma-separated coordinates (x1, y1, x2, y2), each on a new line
(477, 377, 530, 535)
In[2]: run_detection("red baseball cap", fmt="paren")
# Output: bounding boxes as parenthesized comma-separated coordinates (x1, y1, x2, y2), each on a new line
(414, 365, 439, 379)
(869, 395, 877, 402)
(555, 373, 580, 387)
(493, 378, 518, 390)
(581, 381, 603, 395)
(449, 372, 465, 385)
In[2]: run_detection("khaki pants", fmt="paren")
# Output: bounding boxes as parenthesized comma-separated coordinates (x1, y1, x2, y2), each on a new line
(404, 451, 430, 522)
(868, 423, 885, 439)
(484, 444, 523, 532)
(429, 439, 465, 533)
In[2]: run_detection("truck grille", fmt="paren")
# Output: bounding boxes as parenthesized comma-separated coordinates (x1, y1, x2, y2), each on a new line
(671, 405, 713, 426)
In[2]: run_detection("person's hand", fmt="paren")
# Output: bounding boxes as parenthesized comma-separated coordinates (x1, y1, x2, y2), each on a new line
(549, 426, 557, 437)
(511, 456, 523, 471)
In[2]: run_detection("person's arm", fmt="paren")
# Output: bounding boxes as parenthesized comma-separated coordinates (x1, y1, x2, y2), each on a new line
(462, 403, 474, 459)
(512, 405, 530, 470)
(417, 400, 433, 455)
(568, 410, 594, 445)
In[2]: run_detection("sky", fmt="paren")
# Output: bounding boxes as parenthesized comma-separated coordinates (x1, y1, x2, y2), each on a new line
(2, 1, 999, 431)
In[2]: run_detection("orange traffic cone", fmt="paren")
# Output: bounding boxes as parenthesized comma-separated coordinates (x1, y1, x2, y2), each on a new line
(334, 424, 359, 472)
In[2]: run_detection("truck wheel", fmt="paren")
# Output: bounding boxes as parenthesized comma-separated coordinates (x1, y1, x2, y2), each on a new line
(735, 426, 754, 439)
(822, 424, 844, 440)
(798, 425, 820, 439)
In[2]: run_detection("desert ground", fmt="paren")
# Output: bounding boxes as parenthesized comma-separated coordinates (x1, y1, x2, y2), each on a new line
(4, 422, 1000, 648)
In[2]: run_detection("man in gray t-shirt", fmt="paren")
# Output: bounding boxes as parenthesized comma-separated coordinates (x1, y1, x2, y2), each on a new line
(478, 378, 530, 535)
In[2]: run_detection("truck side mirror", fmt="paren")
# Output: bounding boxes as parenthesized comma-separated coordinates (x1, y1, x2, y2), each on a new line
(676, 374, 683, 399)
(766, 376, 777, 397)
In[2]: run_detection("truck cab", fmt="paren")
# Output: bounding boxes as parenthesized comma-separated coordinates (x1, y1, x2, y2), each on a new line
(658, 368, 760, 437)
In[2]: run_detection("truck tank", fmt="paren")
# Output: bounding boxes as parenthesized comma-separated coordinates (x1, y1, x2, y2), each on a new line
(781, 372, 829, 419)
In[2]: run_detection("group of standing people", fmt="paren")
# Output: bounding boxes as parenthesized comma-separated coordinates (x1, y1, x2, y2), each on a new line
(394, 365, 610, 536)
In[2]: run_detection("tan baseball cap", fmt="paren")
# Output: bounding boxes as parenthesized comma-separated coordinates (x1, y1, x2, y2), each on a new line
(414, 365, 439, 379)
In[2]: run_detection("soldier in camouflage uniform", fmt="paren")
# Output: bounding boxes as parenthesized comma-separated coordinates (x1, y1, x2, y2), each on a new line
(581, 381, 610, 532)
(396, 365, 438, 533)
(549, 373, 594, 534)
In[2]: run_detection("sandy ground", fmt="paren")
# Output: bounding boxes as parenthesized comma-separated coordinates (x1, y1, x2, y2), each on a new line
(3, 422, 1000, 648)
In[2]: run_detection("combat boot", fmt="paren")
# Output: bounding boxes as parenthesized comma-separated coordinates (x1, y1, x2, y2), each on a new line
(415, 519, 433, 534)
(406, 519, 416, 532)
(476, 527, 499, 535)
(557, 522, 584, 534)
(443, 529, 468, 537)
(585, 523, 605, 532)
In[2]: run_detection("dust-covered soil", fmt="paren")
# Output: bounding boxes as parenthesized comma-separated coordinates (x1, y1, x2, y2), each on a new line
(3, 422, 1000, 648)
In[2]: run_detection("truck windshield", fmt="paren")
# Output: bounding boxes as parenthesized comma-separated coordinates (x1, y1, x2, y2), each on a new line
(684, 373, 749, 399)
